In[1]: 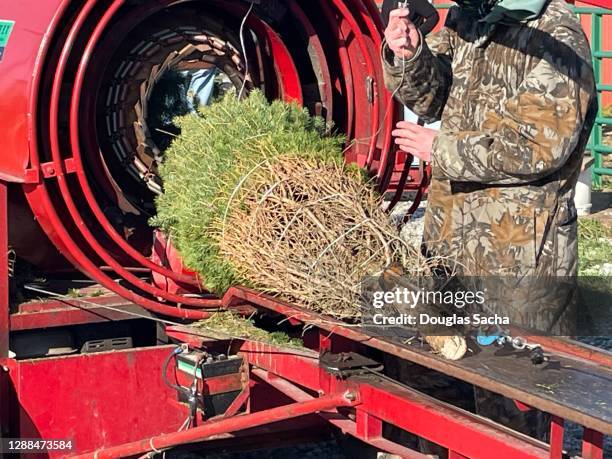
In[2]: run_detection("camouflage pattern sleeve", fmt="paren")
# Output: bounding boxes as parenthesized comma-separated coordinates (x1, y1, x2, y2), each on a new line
(381, 26, 455, 123)
(432, 25, 596, 185)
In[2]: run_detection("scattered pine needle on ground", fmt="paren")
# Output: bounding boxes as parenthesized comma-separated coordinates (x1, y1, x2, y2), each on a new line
(191, 312, 304, 348)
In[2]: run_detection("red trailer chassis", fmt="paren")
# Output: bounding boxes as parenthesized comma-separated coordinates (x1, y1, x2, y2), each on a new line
(0, 0, 611, 457)
(1, 182, 612, 457)
(2, 186, 611, 458)
(2, 266, 611, 457)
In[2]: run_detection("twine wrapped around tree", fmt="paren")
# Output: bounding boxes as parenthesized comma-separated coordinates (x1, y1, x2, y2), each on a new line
(219, 156, 430, 318)
(153, 91, 466, 359)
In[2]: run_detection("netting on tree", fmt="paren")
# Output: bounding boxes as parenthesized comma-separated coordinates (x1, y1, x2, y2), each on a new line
(153, 91, 431, 318)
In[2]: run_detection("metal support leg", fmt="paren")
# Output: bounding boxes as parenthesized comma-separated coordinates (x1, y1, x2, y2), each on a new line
(582, 428, 604, 459)
(0, 180, 8, 358)
(0, 180, 9, 436)
(549, 416, 564, 459)
(356, 410, 383, 440)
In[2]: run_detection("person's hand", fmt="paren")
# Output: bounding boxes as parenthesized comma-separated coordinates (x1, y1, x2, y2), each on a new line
(392, 121, 437, 162)
(384, 8, 421, 60)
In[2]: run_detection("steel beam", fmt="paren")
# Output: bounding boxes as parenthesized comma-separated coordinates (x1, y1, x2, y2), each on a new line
(582, 428, 604, 459)
(79, 392, 357, 458)
(243, 342, 551, 459)
(0, 180, 7, 357)
(10, 296, 155, 330)
(0, 180, 9, 437)
(251, 367, 429, 459)
(227, 286, 612, 436)
(549, 416, 564, 459)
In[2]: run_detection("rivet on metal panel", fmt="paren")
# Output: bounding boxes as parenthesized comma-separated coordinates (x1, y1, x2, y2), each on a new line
(40, 162, 56, 178)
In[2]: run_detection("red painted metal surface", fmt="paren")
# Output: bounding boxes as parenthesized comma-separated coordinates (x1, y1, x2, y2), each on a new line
(583, 428, 605, 459)
(0, 0, 403, 321)
(151, 231, 203, 295)
(2, 0, 611, 320)
(286, 1, 334, 122)
(582, 0, 612, 6)
(0, 0, 65, 182)
(50, 0, 222, 309)
(246, 13, 303, 104)
(78, 392, 356, 458)
(1, 2, 610, 457)
(331, 0, 380, 169)
(319, 0, 356, 139)
(0, 181, 9, 437)
(220, 286, 612, 437)
(218, 386, 250, 418)
(243, 344, 551, 459)
(251, 367, 430, 459)
(4, 320, 608, 458)
(358, 382, 548, 459)
(2, 289, 610, 459)
(9, 296, 155, 331)
(0, 181, 7, 358)
(549, 416, 564, 459)
(6, 346, 188, 457)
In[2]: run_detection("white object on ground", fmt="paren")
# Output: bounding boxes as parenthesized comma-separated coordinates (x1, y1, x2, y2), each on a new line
(387, 199, 426, 246)
(575, 156, 594, 216)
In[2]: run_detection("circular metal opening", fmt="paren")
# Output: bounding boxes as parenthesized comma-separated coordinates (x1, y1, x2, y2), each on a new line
(25, 0, 391, 311)
(97, 6, 253, 214)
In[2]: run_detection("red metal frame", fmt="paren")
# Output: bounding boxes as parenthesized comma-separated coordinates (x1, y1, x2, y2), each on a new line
(5, 347, 188, 454)
(9, 296, 156, 331)
(0, 1, 611, 457)
(221, 287, 612, 436)
(3, 323, 609, 458)
(1, 277, 609, 459)
(0, 180, 9, 438)
(0, 181, 7, 358)
(1, 183, 609, 459)
(77, 392, 356, 458)
(1, 0, 411, 321)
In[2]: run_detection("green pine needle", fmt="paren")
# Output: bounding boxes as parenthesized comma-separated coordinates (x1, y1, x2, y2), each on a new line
(152, 91, 346, 293)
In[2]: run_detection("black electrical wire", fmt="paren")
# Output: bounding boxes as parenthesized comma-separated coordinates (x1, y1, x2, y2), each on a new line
(162, 346, 190, 395)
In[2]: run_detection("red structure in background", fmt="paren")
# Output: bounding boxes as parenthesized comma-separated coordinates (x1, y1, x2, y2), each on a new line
(0, 0, 610, 457)
(574, 0, 612, 110)
(0, 0, 422, 314)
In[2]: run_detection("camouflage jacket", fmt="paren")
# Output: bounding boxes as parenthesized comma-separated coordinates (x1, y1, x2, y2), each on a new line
(382, 0, 597, 278)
